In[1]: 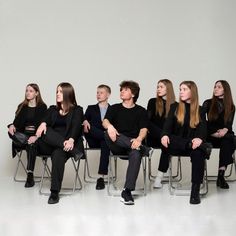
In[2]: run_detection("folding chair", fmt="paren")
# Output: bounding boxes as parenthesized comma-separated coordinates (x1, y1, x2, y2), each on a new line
(148, 148, 182, 183)
(13, 147, 27, 182)
(83, 140, 101, 183)
(13, 144, 44, 183)
(107, 153, 150, 196)
(168, 155, 208, 196)
(39, 155, 82, 195)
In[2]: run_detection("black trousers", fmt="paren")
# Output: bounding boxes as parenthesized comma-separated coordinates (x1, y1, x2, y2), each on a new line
(104, 132, 142, 191)
(207, 134, 234, 168)
(158, 135, 205, 184)
(84, 125, 110, 175)
(8, 131, 37, 172)
(147, 122, 162, 148)
(38, 128, 84, 192)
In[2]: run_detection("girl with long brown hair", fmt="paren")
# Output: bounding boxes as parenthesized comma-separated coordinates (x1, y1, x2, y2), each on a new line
(36, 82, 84, 204)
(8, 83, 47, 187)
(202, 80, 235, 189)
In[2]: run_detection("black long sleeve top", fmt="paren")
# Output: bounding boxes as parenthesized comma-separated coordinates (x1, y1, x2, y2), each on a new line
(8, 104, 47, 132)
(161, 103, 207, 141)
(42, 105, 84, 141)
(202, 98, 235, 135)
(147, 98, 166, 129)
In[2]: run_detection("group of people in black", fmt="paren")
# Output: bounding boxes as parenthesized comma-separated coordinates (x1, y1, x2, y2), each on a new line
(8, 80, 235, 205)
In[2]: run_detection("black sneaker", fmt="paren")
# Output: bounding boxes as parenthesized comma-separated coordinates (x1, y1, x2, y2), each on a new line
(24, 172, 35, 188)
(96, 177, 105, 190)
(120, 189, 134, 205)
(139, 145, 153, 157)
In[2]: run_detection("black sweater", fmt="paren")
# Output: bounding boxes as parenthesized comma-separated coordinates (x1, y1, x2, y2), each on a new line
(8, 104, 47, 132)
(161, 103, 207, 141)
(202, 98, 235, 135)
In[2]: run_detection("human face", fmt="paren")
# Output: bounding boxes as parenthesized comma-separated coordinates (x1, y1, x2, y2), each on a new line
(157, 82, 167, 97)
(213, 82, 224, 98)
(25, 86, 38, 101)
(120, 87, 133, 101)
(179, 84, 191, 103)
(56, 86, 63, 103)
(96, 88, 110, 103)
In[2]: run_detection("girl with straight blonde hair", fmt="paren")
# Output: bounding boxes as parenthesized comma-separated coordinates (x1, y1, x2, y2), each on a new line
(156, 81, 212, 204)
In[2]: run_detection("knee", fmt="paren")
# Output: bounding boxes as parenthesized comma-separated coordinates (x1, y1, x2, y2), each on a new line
(51, 149, 66, 162)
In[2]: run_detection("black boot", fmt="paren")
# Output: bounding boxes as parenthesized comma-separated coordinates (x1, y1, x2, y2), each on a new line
(190, 183, 201, 204)
(48, 190, 59, 204)
(25, 172, 35, 188)
(217, 170, 229, 189)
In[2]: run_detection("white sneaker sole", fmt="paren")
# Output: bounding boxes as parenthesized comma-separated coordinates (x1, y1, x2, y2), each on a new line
(120, 198, 134, 205)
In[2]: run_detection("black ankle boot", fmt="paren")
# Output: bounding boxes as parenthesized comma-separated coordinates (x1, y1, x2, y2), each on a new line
(190, 183, 201, 204)
(217, 170, 229, 189)
(48, 191, 59, 204)
(25, 172, 35, 188)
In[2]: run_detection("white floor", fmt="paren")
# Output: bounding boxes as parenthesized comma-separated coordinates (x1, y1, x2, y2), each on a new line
(0, 174, 236, 236)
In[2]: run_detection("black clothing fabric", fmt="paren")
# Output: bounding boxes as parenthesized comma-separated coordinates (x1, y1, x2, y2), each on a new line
(8, 104, 47, 133)
(38, 105, 84, 192)
(147, 98, 167, 129)
(146, 98, 177, 147)
(84, 104, 109, 131)
(41, 105, 83, 141)
(104, 103, 149, 191)
(202, 98, 235, 167)
(158, 102, 207, 184)
(104, 133, 142, 191)
(161, 103, 207, 141)
(84, 104, 110, 175)
(8, 104, 47, 162)
(202, 98, 235, 134)
(104, 103, 148, 138)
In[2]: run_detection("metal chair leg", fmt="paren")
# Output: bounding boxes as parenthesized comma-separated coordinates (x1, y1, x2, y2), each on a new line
(168, 156, 208, 196)
(107, 154, 148, 196)
(13, 150, 27, 182)
(39, 156, 82, 196)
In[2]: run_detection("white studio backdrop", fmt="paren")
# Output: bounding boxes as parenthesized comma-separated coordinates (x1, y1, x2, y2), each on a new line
(0, 0, 236, 177)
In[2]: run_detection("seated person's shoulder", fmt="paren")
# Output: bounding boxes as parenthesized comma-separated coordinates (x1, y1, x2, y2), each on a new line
(202, 99, 211, 109)
(148, 97, 156, 105)
(48, 105, 57, 110)
(203, 99, 211, 105)
(171, 102, 178, 108)
(76, 105, 84, 112)
(40, 103, 47, 109)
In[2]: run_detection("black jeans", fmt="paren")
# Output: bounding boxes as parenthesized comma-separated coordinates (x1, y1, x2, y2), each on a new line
(104, 132, 142, 191)
(84, 125, 110, 175)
